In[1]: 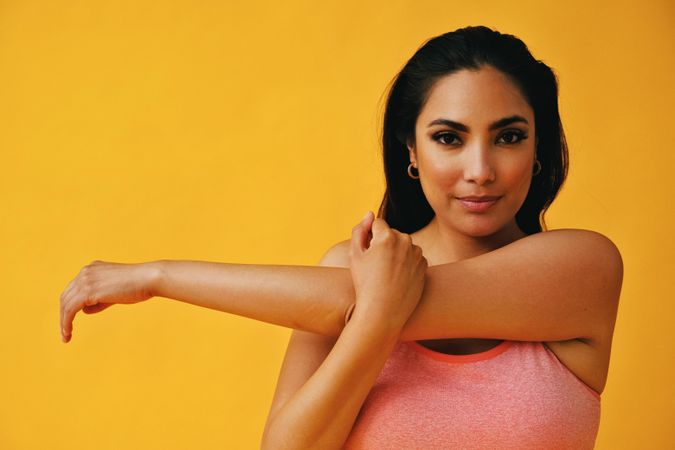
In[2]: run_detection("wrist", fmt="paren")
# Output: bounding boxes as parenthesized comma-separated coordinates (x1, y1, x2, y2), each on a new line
(348, 303, 405, 338)
(142, 260, 166, 298)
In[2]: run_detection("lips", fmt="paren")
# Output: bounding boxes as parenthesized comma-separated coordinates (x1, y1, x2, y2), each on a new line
(457, 195, 501, 201)
(456, 196, 501, 212)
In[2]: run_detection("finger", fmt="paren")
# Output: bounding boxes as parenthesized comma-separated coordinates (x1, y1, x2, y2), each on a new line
(62, 289, 84, 342)
(353, 210, 372, 228)
(83, 303, 112, 314)
(351, 211, 374, 254)
(59, 265, 89, 313)
(60, 278, 76, 302)
(60, 285, 77, 341)
(371, 217, 391, 237)
(60, 282, 84, 337)
(358, 211, 374, 250)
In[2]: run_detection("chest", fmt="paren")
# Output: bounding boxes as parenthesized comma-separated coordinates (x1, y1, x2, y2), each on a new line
(416, 338, 504, 354)
(343, 339, 601, 450)
(416, 337, 604, 396)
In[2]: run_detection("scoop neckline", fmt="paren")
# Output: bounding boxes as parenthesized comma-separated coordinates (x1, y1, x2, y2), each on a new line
(409, 339, 514, 363)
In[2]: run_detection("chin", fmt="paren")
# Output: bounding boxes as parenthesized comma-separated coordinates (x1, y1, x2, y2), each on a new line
(456, 217, 507, 237)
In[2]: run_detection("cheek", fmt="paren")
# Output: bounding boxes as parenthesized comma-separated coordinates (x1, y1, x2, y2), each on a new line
(421, 159, 459, 192)
(506, 161, 534, 200)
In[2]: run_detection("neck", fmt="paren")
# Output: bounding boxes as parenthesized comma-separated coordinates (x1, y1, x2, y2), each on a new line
(412, 216, 528, 265)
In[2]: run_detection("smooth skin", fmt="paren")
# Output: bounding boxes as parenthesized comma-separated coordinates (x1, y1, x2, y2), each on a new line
(263, 65, 622, 448)
(59, 226, 622, 353)
(407, 65, 534, 260)
(58, 219, 622, 448)
(261, 212, 427, 449)
(58, 64, 624, 449)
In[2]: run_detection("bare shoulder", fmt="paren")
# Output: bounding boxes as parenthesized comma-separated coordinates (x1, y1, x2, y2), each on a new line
(535, 228, 623, 267)
(528, 227, 620, 251)
(539, 228, 623, 396)
(520, 228, 624, 302)
(319, 238, 351, 268)
(538, 228, 624, 298)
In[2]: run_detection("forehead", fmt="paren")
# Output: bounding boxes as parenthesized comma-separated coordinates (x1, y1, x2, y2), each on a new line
(418, 66, 533, 126)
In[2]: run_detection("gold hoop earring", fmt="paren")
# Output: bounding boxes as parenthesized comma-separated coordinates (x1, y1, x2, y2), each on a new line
(533, 159, 542, 176)
(407, 163, 420, 179)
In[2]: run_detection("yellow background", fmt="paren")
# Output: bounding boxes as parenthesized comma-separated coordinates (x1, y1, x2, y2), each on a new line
(2, 0, 673, 448)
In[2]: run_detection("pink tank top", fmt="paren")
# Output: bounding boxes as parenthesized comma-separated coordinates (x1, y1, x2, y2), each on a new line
(343, 339, 600, 449)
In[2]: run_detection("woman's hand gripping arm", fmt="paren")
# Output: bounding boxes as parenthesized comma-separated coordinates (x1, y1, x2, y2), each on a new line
(261, 212, 427, 449)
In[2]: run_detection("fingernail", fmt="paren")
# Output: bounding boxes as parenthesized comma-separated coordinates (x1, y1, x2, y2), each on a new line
(362, 211, 371, 221)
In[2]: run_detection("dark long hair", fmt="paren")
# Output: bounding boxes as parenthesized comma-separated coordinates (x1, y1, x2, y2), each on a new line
(376, 25, 568, 235)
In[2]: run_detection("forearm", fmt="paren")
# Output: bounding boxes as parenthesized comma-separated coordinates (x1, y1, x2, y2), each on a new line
(149, 260, 355, 337)
(261, 312, 401, 450)
(147, 259, 472, 342)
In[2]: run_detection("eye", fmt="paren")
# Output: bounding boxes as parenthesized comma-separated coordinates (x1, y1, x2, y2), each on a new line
(498, 130, 528, 145)
(432, 132, 461, 146)
(431, 130, 529, 147)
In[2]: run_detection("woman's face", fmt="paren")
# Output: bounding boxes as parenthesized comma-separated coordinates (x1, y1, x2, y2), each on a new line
(409, 65, 537, 237)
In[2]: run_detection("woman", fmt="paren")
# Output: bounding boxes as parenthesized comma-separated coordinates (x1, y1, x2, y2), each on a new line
(59, 26, 623, 449)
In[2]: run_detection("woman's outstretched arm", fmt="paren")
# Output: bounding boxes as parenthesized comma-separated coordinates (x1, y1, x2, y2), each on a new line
(150, 260, 356, 337)
(151, 228, 622, 345)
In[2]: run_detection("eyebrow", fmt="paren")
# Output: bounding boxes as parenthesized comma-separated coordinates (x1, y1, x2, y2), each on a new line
(427, 115, 529, 132)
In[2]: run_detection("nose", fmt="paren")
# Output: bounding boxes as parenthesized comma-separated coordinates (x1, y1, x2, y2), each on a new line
(462, 141, 496, 185)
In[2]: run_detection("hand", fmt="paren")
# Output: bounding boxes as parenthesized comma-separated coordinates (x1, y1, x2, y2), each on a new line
(348, 211, 428, 332)
(59, 260, 160, 343)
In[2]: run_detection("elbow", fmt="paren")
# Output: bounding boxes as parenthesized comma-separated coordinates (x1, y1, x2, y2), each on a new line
(597, 232, 623, 276)
(592, 232, 624, 301)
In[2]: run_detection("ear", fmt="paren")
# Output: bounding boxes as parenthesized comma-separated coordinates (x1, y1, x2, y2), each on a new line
(407, 139, 417, 166)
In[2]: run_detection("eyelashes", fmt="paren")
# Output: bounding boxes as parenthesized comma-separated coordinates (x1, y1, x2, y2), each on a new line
(432, 130, 529, 146)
